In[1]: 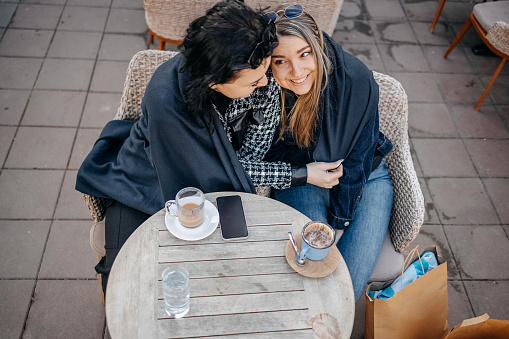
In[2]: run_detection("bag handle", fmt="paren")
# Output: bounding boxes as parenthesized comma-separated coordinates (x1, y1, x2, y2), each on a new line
(400, 246, 425, 290)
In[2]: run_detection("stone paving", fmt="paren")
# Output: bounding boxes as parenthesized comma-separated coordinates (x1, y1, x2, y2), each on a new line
(0, 0, 508, 338)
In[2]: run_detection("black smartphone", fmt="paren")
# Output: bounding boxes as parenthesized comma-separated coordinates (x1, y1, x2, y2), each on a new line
(216, 195, 248, 241)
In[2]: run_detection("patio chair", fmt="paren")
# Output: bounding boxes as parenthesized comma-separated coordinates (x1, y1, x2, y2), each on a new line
(86, 50, 423, 301)
(443, 1, 509, 111)
(143, 0, 344, 50)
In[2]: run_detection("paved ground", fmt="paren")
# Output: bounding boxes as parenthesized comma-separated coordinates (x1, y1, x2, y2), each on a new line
(0, 0, 508, 338)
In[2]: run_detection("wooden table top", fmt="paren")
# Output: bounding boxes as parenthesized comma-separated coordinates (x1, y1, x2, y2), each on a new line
(106, 192, 355, 338)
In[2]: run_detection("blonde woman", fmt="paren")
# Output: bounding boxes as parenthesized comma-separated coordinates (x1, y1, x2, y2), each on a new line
(263, 5, 394, 301)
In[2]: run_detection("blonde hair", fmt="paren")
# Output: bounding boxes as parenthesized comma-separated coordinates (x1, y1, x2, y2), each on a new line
(274, 10, 332, 147)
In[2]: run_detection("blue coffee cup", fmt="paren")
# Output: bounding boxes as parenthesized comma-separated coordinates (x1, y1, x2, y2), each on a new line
(298, 221, 335, 261)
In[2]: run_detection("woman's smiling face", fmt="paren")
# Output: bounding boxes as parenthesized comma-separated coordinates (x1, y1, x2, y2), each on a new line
(270, 35, 316, 95)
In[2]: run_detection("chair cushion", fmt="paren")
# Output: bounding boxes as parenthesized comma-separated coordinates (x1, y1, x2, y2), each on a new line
(90, 219, 106, 257)
(368, 230, 404, 283)
(473, 1, 509, 32)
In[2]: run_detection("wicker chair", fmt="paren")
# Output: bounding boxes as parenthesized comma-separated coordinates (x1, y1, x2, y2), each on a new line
(86, 50, 423, 285)
(443, 1, 509, 111)
(143, 0, 344, 50)
(246, 0, 344, 36)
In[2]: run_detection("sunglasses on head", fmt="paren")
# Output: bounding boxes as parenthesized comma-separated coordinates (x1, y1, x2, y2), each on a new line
(263, 4, 305, 23)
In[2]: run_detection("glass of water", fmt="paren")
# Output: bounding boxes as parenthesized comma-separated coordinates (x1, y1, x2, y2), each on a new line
(162, 265, 190, 318)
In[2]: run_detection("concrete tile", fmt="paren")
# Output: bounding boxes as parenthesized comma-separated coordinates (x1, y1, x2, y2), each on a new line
(333, 20, 375, 44)
(0, 90, 30, 125)
(423, 45, 474, 74)
(98, 33, 147, 61)
(0, 220, 50, 278)
(419, 178, 440, 225)
(35, 59, 94, 91)
(449, 105, 509, 139)
(68, 128, 102, 170)
(480, 74, 509, 106)
(450, 23, 484, 48)
(0, 57, 43, 89)
(0, 126, 16, 165)
(22, 0, 65, 4)
(39, 220, 98, 278)
(105, 8, 147, 34)
(428, 178, 499, 225)
(67, 0, 111, 6)
(0, 169, 64, 219)
(435, 73, 489, 105)
(0, 3, 18, 27)
(412, 139, 477, 177)
(365, 0, 405, 19)
(22, 90, 86, 127)
(411, 21, 456, 46)
(54, 170, 93, 220)
(341, 43, 385, 72)
(464, 139, 509, 178)
(408, 103, 458, 138)
(372, 20, 417, 44)
(0, 28, 53, 57)
(379, 44, 429, 72)
(339, 1, 364, 20)
(483, 179, 509, 224)
(447, 281, 475, 330)
(90, 60, 128, 93)
(465, 49, 509, 76)
(392, 72, 443, 103)
(442, 2, 475, 24)
(57, 6, 109, 32)
(463, 281, 509, 319)
(445, 225, 509, 280)
(24, 280, 105, 339)
(0, 280, 35, 339)
(5, 126, 75, 169)
(499, 105, 509, 130)
(47, 31, 102, 59)
(81, 92, 120, 128)
(403, 224, 460, 280)
(402, 1, 443, 22)
(9, 4, 63, 29)
(351, 288, 366, 339)
(111, 0, 142, 9)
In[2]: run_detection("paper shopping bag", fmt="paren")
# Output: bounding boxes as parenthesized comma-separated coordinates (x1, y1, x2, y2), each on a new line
(444, 313, 509, 339)
(365, 246, 448, 339)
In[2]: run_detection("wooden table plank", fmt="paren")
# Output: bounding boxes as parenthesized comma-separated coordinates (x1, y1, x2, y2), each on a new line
(106, 217, 159, 339)
(157, 290, 308, 318)
(158, 256, 296, 278)
(157, 274, 305, 298)
(157, 310, 312, 338)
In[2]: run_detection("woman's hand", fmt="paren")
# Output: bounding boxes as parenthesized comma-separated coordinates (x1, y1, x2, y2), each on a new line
(306, 160, 344, 188)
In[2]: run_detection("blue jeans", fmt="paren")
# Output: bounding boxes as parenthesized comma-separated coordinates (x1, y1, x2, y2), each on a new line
(273, 160, 393, 301)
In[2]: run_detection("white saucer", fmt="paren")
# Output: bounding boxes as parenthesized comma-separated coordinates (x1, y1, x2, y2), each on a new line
(165, 200, 219, 241)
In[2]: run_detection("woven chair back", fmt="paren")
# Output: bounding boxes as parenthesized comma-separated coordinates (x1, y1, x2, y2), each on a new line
(143, 0, 344, 43)
(486, 21, 509, 56)
(373, 71, 424, 252)
(246, 0, 344, 36)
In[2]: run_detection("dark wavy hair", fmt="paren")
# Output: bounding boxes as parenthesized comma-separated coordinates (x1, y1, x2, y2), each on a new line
(179, 0, 277, 116)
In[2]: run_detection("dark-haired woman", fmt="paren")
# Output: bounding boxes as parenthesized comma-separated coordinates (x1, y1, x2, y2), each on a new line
(262, 5, 394, 301)
(76, 0, 287, 294)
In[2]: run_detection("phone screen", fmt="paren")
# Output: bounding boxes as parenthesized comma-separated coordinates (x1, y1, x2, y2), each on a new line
(216, 195, 248, 240)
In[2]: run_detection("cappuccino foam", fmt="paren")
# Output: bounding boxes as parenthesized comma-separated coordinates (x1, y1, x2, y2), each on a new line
(304, 229, 332, 248)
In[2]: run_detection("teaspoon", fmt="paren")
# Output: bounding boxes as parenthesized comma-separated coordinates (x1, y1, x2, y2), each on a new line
(288, 232, 306, 266)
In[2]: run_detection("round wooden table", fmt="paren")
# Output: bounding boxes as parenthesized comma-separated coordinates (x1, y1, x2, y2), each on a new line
(106, 192, 355, 338)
